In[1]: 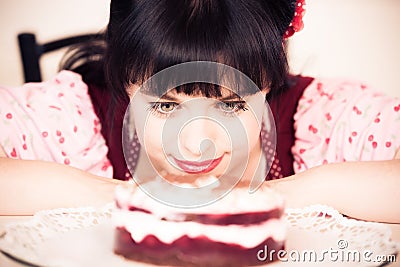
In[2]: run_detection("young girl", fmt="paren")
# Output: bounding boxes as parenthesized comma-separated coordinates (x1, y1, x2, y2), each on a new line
(0, 0, 399, 222)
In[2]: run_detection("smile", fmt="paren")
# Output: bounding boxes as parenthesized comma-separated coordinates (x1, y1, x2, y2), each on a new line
(173, 155, 224, 174)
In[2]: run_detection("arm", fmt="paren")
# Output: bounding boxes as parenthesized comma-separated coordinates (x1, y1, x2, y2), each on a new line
(0, 155, 125, 215)
(266, 159, 400, 223)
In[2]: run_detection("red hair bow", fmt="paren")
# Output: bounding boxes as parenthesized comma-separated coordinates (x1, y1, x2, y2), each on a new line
(284, 0, 306, 39)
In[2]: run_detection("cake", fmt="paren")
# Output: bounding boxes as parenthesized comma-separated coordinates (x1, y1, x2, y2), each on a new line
(113, 180, 286, 266)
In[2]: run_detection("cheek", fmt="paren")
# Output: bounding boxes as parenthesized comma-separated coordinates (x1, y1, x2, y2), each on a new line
(240, 113, 262, 149)
(141, 118, 164, 153)
(218, 114, 260, 158)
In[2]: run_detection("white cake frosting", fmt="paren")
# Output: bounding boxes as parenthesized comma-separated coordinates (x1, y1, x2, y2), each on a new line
(115, 180, 285, 217)
(113, 180, 286, 249)
(113, 210, 286, 248)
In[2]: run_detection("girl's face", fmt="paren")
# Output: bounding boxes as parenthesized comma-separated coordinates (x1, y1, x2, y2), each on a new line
(129, 84, 268, 185)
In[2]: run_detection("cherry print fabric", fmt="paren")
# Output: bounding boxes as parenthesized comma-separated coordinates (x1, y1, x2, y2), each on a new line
(0, 71, 112, 177)
(292, 78, 400, 173)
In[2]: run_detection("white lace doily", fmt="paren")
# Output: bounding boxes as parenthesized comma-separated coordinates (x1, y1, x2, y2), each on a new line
(0, 204, 398, 267)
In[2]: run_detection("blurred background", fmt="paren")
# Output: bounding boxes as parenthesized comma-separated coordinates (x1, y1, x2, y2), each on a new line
(0, 0, 399, 96)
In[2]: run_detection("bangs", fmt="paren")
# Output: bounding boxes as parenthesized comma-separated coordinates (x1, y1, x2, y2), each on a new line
(106, 0, 293, 98)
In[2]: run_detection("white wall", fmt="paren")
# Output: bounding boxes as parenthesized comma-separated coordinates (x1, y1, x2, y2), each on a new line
(0, 0, 109, 85)
(287, 0, 400, 97)
(0, 0, 399, 97)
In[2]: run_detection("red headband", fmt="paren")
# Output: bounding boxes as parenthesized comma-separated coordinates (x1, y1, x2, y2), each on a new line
(283, 0, 306, 39)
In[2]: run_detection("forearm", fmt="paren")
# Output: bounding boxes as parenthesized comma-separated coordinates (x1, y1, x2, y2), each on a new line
(0, 158, 125, 215)
(267, 160, 400, 223)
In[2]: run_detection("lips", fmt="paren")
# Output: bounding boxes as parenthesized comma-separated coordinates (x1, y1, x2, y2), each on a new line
(173, 155, 224, 174)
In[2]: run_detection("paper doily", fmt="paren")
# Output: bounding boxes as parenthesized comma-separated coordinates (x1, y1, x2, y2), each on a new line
(0, 204, 114, 264)
(0, 204, 398, 267)
(286, 205, 399, 256)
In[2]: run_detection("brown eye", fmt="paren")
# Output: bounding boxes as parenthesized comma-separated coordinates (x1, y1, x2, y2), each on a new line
(149, 102, 180, 118)
(159, 103, 176, 113)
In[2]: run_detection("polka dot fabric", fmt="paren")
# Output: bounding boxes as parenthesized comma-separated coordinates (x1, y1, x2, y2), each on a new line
(123, 126, 140, 180)
(293, 78, 400, 173)
(260, 122, 283, 180)
(0, 71, 112, 177)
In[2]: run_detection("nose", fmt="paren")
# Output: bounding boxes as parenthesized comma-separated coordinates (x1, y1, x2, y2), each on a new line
(179, 118, 220, 159)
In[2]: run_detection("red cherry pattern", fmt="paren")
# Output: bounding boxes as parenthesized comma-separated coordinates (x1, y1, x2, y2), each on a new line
(293, 79, 400, 173)
(308, 124, 318, 134)
(0, 71, 112, 177)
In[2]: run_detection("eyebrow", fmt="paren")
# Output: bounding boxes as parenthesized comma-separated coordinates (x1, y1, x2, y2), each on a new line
(218, 94, 242, 101)
(158, 94, 179, 101)
(158, 93, 242, 102)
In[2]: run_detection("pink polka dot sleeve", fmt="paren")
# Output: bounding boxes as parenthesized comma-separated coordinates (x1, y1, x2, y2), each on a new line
(292, 78, 400, 173)
(0, 70, 113, 178)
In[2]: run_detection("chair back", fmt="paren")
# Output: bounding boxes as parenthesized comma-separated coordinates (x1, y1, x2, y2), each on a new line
(18, 33, 98, 82)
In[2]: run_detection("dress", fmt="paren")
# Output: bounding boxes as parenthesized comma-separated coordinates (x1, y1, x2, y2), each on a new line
(1, 71, 399, 180)
(292, 78, 400, 172)
(0, 71, 112, 177)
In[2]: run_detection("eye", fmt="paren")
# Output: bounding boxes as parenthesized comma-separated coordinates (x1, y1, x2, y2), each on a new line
(158, 102, 176, 113)
(216, 101, 248, 116)
(219, 102, 236, 112)
(149, 102, 179, 117)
